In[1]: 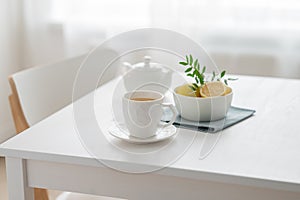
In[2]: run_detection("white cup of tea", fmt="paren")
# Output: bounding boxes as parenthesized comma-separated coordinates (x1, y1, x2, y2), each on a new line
(122, 90, 177, 138)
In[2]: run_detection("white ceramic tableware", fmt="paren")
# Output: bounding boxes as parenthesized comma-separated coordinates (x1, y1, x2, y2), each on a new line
(173, 86, 233, 121)
(123, 56, 172, 94)
(122, 90, 177, 138)
(109, 124, 177, 144)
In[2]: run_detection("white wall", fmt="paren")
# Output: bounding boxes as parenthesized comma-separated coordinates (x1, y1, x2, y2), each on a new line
(0, 0, 23, 142)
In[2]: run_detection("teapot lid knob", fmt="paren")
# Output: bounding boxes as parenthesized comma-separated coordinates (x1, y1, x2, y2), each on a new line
(144, 56, 151, 67)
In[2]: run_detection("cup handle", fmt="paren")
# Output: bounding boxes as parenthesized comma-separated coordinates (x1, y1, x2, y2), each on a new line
(160, 103, 177, 128)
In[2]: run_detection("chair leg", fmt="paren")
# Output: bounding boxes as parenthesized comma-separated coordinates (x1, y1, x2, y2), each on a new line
(34, 188, 49, 200)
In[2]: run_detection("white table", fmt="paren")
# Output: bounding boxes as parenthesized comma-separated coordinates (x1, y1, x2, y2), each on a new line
(1, 75, 300, 200)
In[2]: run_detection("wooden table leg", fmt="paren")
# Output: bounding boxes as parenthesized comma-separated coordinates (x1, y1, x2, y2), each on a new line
(6, 157, 34, 200)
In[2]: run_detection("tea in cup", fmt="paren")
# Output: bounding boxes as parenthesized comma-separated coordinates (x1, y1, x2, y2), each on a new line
(122, 90, 177, 138)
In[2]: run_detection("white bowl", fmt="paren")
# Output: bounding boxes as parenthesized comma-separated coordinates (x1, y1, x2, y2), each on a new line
(173, 86, 233, 121)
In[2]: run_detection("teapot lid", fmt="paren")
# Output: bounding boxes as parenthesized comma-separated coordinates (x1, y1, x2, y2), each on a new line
(132, 56, 170, 73)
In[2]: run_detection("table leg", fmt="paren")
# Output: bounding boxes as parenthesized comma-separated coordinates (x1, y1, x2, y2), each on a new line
(6, 157, 34, 200)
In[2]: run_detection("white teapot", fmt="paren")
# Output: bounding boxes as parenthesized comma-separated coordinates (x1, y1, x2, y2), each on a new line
(123, 56, 172, 93)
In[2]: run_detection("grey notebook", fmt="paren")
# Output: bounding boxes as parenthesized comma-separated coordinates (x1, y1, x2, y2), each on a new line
(162, 106, 255, 133)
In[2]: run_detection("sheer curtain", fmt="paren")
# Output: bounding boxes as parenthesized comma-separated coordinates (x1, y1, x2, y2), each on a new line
(22, 0, 300, 77)
(0, 0, 23, 142)
(21, 0, 65, 68)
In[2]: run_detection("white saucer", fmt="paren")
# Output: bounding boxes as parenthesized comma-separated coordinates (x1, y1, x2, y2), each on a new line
(108, 124, 177, 144)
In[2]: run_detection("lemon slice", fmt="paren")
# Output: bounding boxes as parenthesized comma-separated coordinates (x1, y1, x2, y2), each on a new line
(200, 81, 226, 97)
(223, 86, 232, 96)
(176, 84, 200, 97)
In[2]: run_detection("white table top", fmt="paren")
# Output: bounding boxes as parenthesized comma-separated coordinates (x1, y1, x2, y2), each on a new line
(1, 75, 300, 192)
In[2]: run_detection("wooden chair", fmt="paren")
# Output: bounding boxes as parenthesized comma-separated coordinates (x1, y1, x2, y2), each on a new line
(8, 53, 121, 200)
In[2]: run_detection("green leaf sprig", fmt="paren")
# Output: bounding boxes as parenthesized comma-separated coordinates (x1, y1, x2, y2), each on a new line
(179, 54, 238, 91)
(179, 55, 206, 91)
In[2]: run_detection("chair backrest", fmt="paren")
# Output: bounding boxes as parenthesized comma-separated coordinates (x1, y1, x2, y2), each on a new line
(9, 52, 119, 127)
(8, 51, 121, 200)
